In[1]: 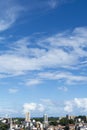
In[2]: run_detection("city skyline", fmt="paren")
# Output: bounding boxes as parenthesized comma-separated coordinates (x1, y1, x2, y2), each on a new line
(0, 0, 87, 117)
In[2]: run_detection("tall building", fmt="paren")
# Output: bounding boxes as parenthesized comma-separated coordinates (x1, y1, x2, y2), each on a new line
(66, 114, 75, 120)
(43, 114, 48, 129)
(43, 114, 48, 124)
(25, 112, 31, 122)
(10, 118, 13, 130)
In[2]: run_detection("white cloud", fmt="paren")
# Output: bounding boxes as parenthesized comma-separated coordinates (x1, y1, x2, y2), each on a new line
(0, 27, 87, 82)
(26, 0, 65, 12)
(38, 104, 45, 112)
(64, 101, 74, 112)
(64, 98, 87, 113)
(15, 0, 74, 20)
(0, 0, 75, 31)
(74, 98, 87, 111)
(8, 88, 18, 94)
(58, 86, 68, 92)
(48, 0, 58, 8)
(23, 103, 45, 113)
(1, 98, 87, 117)
(38, 71, 87, 84)
(0, 0, 23, 31)
(23, 98, 87, 116)
(48, 0, 72, 9)
(41, 99, 64, 115)
(0, 54, 41, 76)
(25, 79, 42, 86)
(23, 103, 37, 112)
(22, 99, 64, 116)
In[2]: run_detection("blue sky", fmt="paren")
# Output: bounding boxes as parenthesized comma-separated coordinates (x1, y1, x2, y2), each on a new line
(0, 0, 87, 118)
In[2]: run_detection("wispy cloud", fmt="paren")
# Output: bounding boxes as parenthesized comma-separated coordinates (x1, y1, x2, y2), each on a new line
(0, 0, 75, 32)
(58, 86, 68, 92)
(0, 108, 19, 116)
(48, 0, 58, 9)
(0, 0, 24, 31)
(0, 27, 87, 85)
(8, 88, 18, 94)
(23, 0, 72, 14)
(25, 79, 42, 86)
(38, 71, 87, 85)
(48, 0, 72, 9)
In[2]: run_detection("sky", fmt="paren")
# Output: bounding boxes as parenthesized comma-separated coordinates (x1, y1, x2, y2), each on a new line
(0, 0, 87, 118)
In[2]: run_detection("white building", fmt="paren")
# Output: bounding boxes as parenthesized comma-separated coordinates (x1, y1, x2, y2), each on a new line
(25, 112, 31, 122)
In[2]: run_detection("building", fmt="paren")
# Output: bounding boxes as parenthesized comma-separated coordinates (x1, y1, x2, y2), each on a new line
(43, 114, 48, 124)
(43, 114, 48, 129)
(66, 114, 75, 120)
(25, 112, 31, 122)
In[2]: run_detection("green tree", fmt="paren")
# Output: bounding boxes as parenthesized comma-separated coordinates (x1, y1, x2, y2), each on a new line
(0, 122, 9, 130)
(49, 121, 58, 126)
(59, 118, 69, 126)
(69, 119, 74, 124)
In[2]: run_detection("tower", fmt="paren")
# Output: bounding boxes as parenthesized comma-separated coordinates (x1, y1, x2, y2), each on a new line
(25, 112, 30, 122)
(43, 114, 48, 124)
(10, 118, 13, 130)
(43, 114, 48, 128)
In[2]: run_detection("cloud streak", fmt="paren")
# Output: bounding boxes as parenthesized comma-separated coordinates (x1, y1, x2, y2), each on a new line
(0, 27, 87, 88)
(25, 79, 42, 86)
(38, 71, 87, 85)
(8, 88, 18, 94)
(0, 0, 75, 32)
(58, 86, 68, 92)
(0, 0, 24, 31)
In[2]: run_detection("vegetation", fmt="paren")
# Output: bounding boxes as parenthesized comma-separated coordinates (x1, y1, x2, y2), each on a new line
(0, 122, 9, 130)
(32, 117, 43, 123)
(59, 117, 69, 126)
(0, 115, 86, 129)
(75, 116, 86, 123)
(13, 117, 25, 124)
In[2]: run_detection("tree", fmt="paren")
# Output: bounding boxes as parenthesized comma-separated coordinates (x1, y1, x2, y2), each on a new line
(0, 122, 9, 130)
(59, 118, 69, 126)
(69, 119, 74, 124)
(49, 121, 58, 126)
(75, 116, 86, 123)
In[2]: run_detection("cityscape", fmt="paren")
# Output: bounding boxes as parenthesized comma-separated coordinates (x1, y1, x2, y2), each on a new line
(0, 113, 87, 130)
(0, 0, 87, 130)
